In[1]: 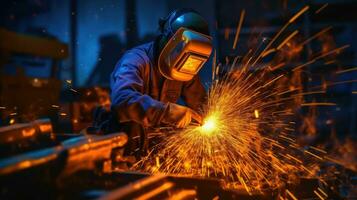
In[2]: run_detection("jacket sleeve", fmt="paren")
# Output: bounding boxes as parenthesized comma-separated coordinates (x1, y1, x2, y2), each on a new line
(110, 52, 166, 127)
(181, 75, 207, 113)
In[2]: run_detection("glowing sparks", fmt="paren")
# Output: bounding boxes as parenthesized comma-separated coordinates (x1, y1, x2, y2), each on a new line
(289, 6, 309, 23)
(200, 115, 218, 135)
(286, 189, 298, 200)
(315, 3, 329, 14)
(301, 102, 336, 107)
(135, 62, 307, 192)
(314, 190, 325, 200)
(335, 66, 357, 74)
(132, 4, 355, 196)
(276, 30, 299, 50)
(232, 9, 245, 50)
(254, 109, 259, 118)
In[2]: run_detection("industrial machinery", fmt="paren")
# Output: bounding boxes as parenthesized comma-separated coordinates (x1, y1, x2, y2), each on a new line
(0, 28, 68, 126)
(0, 119, 355, 199)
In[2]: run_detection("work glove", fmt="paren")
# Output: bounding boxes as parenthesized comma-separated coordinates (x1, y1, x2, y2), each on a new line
(161, 103, 202, 128)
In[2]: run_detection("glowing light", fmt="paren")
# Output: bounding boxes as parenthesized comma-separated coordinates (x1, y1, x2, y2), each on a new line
(133, 5, 353, 195)
(200, 115, 218, 134)
(180, 55, 204, 74)
(254, 109, 259, 118)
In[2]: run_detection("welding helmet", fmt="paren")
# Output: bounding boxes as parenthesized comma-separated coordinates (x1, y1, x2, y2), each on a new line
(158, 9, 212, 81)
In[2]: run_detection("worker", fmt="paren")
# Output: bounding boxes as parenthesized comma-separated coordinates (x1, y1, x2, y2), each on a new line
(109, 8, 212, 156)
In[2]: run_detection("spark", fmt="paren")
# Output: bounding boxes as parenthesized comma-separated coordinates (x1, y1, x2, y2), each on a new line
(286, 189, 298, 200)
(315, 3, 329, 14)
(200, 115, 218, 134)
(335, 66, 357, 74)
(70, 88, 78, 93)
(276, 30, 299, 50)
(314, 190, 325, 200)
(232, 9, 245, 50)
(301, 102, 336, 106)
(293, 45, 350, 71)
(304, 150, 323, 160)
(132, 4, 356, 196)
(135, 63, 308, 192)
(290, 6, 310, 23)
(269, 62, 285, 71)
(317, 187, 328, 198)
(300, 26, 332, 46)
(224, 28, 230, 40)
(254, 109, 259, 118)
(252, 6, 309, 66)
(310, 146, 327, 154)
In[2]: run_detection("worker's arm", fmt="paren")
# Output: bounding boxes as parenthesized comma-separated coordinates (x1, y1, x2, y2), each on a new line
(110, 52, 197, 128)
(111, 52, 165, 127)
(181, 75, 207, 114)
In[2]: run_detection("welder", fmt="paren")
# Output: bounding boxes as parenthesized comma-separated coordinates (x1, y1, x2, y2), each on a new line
(108, 9, 212, 156)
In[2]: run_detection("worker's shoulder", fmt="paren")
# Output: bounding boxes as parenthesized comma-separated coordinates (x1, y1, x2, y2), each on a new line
(120, 42, 154, 66)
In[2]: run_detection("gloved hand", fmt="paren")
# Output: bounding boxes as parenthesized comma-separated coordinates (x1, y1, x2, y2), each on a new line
(161, 103, 202, 128)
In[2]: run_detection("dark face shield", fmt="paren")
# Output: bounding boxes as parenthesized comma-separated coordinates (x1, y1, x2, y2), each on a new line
(158, 27, 212, 81)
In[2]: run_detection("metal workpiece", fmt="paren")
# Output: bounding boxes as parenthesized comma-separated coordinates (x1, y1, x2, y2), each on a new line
(0, 119, 129, 199)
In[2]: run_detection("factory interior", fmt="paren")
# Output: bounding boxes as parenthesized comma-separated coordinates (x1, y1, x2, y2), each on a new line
(0, 0, 356, 199)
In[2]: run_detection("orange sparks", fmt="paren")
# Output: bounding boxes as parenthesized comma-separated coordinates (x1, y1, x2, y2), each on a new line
(318, 187, 328, 198)
(254, 109, 259, 118)
(261, 48, 277, 58)
(315, 3, 329, 14)
(133, 4, 354, 196)
(301, 102, 336, 107)
(232, 9, 245, 50)
(224, 28, 230, 40)
(286, 189, 298, 200)
(300, 26, 332, 46)
(335, 66, 357, 74)
(310, 146, 327, 154)
(277, 30, 299, 50)
(314, 190, 325, 200)
(289, 6, 309, 23)
(304, 150, 323, 160)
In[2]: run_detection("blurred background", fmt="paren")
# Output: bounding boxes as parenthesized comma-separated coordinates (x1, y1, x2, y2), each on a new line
(0, 0, 356, 139)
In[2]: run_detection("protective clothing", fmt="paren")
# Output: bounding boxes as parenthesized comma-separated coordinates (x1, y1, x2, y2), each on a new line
(111, 42, 206, 127)
(110, 9, 209, 156)
(161, 103, 202, 128)
(110, 42, 206, 155)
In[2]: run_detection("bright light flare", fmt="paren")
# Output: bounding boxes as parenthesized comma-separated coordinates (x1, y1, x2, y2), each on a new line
(133, 5, 352, 195)
(200, 115, 218, 135)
